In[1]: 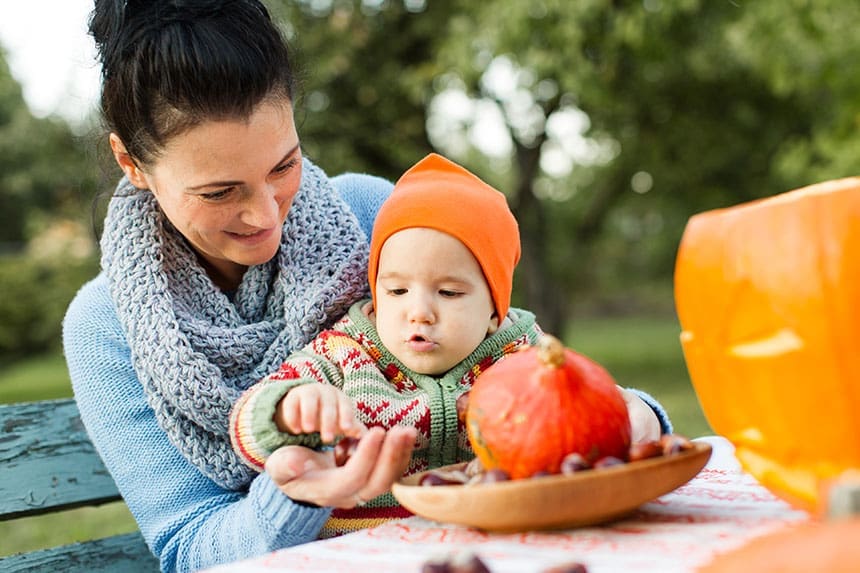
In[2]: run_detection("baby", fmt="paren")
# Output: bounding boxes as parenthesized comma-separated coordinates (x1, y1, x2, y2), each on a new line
(229, 153, 668, 536)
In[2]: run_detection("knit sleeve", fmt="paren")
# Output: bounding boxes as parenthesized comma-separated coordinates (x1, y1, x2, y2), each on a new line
(331, 172, 393, 240)
(229, 378, 325, 472)
(229, 334, 356, 471)
(63, 274, 332, 573)
(626, 387, 674, 435)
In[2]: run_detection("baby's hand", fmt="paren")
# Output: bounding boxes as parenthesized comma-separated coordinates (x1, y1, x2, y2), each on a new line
(275, 384, 365, 444)
(265, 425, 417, 508)
(619, 387, 662, 443)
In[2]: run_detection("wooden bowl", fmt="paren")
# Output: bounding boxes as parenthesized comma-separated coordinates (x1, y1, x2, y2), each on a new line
(392, 442, 712, 532)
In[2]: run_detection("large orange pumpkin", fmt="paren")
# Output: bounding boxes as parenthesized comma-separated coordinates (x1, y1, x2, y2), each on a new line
(697, 518, 860, 573)
(674, 176, 860, 513)
(466, 334, 631, 479)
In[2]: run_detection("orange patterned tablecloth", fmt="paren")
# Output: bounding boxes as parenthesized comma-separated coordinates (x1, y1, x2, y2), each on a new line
(203, 437, 807, 573)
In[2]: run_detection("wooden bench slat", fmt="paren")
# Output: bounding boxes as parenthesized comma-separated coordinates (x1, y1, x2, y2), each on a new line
(0, 399, 122, 519)
(1, 399, 157, 571)
(0, 531, 159, 572)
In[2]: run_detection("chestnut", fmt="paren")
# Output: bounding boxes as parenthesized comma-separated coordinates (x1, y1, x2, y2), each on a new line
(593, 456, 625, 469)
(560, 452, 591, 474)
(419, 469, 469, 486)
(333, 436, 360, 467)
(660, 434, 694, 456)
(542, 563, 588, 573)
(628, 440, 664, 462)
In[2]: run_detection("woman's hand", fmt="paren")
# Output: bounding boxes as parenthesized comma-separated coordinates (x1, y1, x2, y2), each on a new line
(619, 387, 662, 443)
(275, 383, 365, 444)
(264, 425, 417, 508)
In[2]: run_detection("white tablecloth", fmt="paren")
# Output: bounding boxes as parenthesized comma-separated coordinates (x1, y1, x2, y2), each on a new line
(203, 437, 808, 573)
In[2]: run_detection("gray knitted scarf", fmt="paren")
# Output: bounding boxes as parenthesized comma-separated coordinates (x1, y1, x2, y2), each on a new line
(100, 159, 370, 490)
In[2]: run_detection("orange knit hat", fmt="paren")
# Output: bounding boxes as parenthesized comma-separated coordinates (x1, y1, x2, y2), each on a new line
(368, 153, 520, 320)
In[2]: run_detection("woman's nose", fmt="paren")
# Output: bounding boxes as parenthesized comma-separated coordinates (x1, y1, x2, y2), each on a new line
(242, 185, 282, 228)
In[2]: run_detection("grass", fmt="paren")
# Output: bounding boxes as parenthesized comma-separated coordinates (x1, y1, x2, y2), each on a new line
(0, 312, 712, 556)
(0, 351, 139, 558)
(0, 504, 140, 558)
(0, 351, 74, 403)
(564, 313, 712, 439)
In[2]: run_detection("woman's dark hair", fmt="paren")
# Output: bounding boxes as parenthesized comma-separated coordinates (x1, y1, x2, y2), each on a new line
(89, 0, 296, 166)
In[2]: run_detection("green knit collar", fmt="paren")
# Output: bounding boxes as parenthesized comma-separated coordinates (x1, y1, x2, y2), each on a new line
(340, 299, 540, 385)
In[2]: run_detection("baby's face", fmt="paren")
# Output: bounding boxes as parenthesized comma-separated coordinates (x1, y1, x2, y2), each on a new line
(374, 228, 499, 376)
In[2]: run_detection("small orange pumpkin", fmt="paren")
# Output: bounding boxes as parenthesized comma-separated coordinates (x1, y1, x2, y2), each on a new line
(674, 176, 860, 513)
(466, 334, 631, 479)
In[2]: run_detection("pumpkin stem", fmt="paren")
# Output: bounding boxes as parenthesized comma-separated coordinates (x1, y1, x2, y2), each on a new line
(827, 470, 860, 519)
(536, 334, 566, 368)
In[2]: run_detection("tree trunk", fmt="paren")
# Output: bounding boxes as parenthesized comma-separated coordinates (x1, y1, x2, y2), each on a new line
(510, 142, 567, 336)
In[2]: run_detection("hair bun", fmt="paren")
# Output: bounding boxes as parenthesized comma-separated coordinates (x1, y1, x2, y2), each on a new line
(89, 0, 270, 76)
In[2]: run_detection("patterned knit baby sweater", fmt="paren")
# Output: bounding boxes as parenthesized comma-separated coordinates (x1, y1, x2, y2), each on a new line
(230, 301, 543, 537)
(63, 173, 394, 573)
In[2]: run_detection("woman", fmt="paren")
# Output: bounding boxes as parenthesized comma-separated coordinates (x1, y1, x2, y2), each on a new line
(64, 1, 668, 571)
(66, 1, 415, 571)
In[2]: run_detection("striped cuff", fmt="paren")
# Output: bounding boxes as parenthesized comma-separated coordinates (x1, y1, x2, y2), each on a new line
(229, 378, 322, 471)
(626, 387, 674, 435)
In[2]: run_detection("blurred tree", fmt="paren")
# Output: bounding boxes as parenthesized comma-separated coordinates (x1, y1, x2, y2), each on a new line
(0, 48, 99, 251)
(723, 0, 860, 185)
(273, 0, 449, 181)
(430, 0, 828, 331)
(0, 48, 100, 360)
(273, 0, 860, 333)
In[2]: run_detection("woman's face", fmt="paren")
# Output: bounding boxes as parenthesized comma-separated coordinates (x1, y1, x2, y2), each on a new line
(112, 100, 302, 290)
(373, 228, 499, 376)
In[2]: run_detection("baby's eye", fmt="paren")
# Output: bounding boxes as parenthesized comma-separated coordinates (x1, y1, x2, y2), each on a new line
(387, 288, 408, 296)
(439, 289, 462, 298)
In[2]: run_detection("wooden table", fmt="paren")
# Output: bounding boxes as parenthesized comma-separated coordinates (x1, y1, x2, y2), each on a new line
(203, 437, 808, 573)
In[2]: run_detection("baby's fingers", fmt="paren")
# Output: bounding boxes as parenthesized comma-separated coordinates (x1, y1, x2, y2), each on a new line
(276, 393, 305, 434)
(337, 393, 365, 439)
(317, 387, 363, 443)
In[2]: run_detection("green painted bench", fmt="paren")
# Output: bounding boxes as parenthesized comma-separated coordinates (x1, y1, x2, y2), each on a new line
(0, 398, 159, 572)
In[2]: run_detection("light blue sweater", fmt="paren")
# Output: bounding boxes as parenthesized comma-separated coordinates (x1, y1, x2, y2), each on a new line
(62, 173, 392, 573)
(63, 171, 672, 572)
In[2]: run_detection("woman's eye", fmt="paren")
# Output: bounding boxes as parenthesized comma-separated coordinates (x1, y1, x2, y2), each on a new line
(200, 187, 234, 201)
(273, 157, 299, 176)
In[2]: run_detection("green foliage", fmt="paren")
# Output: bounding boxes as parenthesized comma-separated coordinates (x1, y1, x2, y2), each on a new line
(273, 0, 450, 180)
(0, 47, 99, 249)
(0, 255, 98, 361)
(5, 2, 860, 351)
(0, 352, 72, 403)
(565, 312, 711, 439)
(0, 503, 137, 558)
(269, 0, 860, 331)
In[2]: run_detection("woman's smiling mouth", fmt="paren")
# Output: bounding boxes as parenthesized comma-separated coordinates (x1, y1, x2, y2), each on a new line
(227, 227, 274, 245)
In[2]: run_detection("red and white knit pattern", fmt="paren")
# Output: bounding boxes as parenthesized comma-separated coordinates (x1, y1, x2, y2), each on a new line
(229, 306, 542, 536)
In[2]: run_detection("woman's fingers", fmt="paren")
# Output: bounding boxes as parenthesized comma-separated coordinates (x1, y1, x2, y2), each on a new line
(362, 425, 417, 494)
(265, 445, 332, 488)
(344, 425, 416, 502)
(265, 426, 417, 508)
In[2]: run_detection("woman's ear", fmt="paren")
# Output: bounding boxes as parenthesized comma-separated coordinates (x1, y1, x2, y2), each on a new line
(109, 133, 149, 189)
